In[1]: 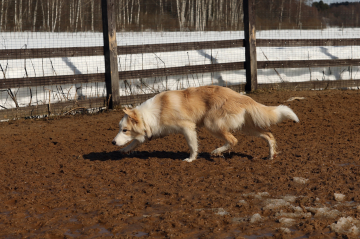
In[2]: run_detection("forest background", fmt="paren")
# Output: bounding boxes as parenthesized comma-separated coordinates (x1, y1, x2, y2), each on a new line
(0, 0, 358, 32)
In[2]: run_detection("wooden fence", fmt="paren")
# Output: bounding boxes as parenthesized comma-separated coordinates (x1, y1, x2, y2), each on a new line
(1, 0, 360, 120)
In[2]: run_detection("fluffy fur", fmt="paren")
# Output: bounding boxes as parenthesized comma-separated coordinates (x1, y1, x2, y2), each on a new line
(112, 85, 299, 162)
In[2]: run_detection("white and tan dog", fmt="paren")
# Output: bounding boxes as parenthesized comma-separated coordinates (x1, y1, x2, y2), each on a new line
(112, 85, 299, 162)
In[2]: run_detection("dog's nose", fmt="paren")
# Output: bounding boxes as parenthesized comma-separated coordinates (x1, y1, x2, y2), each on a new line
(112, 140, 116, 145)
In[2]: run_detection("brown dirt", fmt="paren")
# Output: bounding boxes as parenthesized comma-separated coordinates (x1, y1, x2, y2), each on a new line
(1, 89, 360, 239)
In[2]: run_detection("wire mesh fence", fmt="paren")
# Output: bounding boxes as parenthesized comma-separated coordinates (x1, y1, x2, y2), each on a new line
(1, 0, 360, 120)
(256, 0, 360, 89)
(0, 0, 106, 118)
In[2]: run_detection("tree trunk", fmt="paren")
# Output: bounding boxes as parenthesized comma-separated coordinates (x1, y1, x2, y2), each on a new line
(279, 0, 285, 29)
(136, 0, 140, 25)
(219, 0, 223, 28)
(201, 0, 206, 30)
(288, 0, 292, 23)
(130, 0, 134, 25)
(28, 0, 31, 23)
(58, 0, 62, 31)
(91, 0, 94, 31)
(4, 0, 9, 30)
(269, 0, 274, 20)
(176, 0, 187, 30)
(0, 0, 4, 30)
(19, 0, 23, 31)
(75, 0, 81, 31)
(298, 0, 302, 28)
(47, 0, 50, 30)
(189, 0, 194, 29)
(14, 0, 18, 30)
(33, 0, 38, 31)
(51, 0, 55, 31)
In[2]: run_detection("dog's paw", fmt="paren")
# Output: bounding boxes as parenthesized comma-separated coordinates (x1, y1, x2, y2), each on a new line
(211, 149, 223, 157)
(183, 158, 196, 162)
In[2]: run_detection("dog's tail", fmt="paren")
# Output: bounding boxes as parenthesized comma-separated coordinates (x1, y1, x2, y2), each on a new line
(247, 104, 299, 128)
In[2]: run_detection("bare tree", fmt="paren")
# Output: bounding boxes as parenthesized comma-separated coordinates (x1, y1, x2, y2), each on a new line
(0, 0, 5, 30)
(298, 0, 302, 28)
(176, 0, 187, 30)
(288, 0, 292, 23)
(136, 0, 140, 25)
(33, 0, 38, 31)
(90, 0, 94, 31)
(14, 0, 18, 30)
(279, 0, 285, 29)
(75, 0, 81, 31)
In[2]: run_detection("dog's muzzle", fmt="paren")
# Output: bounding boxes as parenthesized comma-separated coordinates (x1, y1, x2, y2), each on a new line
(111, 140, 116, 145)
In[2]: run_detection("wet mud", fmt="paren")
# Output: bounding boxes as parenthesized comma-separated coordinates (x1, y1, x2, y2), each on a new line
(1, 89, 360, 238)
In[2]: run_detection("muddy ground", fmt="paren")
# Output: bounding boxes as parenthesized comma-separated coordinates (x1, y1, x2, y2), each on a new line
(1, 89, 360, 239)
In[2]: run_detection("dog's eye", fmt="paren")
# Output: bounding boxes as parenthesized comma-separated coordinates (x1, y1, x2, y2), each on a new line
(122, 129, 128, 133)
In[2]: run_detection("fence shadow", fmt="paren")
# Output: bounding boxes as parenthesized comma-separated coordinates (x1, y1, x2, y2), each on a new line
(83, 150, 253, 162)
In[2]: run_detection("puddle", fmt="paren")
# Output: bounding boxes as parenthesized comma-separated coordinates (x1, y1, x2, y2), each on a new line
(134, 231, 149, 237)
(338, 163, 360, 167)
(244, 231, 273, 239)
(108, 199, 123, 207)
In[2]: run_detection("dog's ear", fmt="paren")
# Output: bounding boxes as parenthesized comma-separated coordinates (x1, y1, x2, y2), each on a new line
(123, 107, 131, 115)
(123, 107, 139, 123)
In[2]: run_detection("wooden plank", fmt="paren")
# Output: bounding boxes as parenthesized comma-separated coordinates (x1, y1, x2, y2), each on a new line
(101, 0, 120, 109)
(0, 97, 106, 120)
(3, 38, 360, 61)
(257, 39, 360, 47)
(118, 62, 246, 80)
(0, 47, 104, 60)
(258, 59, 360, 69)
(117, 39, 244, 55)
(3, 58, 359, 90)
(0, 40, 244, 60)
(258, 79, 360, 91)
(243, 0, 257, 92)
(0, 73, 105, 89)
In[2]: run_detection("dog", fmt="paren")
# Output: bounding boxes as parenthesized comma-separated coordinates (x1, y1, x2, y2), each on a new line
(112, 85, 299, 162)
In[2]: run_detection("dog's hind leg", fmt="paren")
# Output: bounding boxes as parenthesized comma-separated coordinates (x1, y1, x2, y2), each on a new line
(210, 131, 238, 156)
(243, 127, 277, 159)
(179, 122, 198, 162)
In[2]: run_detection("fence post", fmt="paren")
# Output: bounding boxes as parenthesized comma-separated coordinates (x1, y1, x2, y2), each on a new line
(243, 0, 258, 92)
(101, 0, 120, 109)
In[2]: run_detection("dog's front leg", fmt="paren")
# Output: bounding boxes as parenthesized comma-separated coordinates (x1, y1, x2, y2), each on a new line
(181, 125, 198, 162)
(119, 140, 140, 154)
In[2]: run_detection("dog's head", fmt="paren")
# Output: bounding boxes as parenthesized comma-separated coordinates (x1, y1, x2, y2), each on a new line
(112, 107, 150, 146)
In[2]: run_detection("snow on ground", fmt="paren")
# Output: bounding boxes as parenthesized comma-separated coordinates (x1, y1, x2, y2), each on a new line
(1, 28, 359, 110)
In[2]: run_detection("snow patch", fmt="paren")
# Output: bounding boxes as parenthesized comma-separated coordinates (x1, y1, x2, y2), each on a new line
(278, 218, 296, 227)
(278, 227, 292, 233)
(293, 177, 309, 184)
(238, 200, 247, 205)
(282, 195, 297, 203)
(263, 199, 290, 210)
(250, 213, 262, 223)
(214, 208, 228, 216)
(275, 206, 312, 219)
(286, 97, 306, 102)
(243, 192, 270, 199)
(334, 193, 346, 202)
(330, 217, 360, 236)
(306, 207, 341, 218)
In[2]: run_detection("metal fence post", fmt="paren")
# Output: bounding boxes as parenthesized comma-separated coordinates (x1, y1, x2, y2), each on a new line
(243, 0, 258, 92)
(101, 0, 120, 109)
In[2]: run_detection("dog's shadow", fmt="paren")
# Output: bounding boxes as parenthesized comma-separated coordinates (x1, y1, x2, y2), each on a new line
(83, 151, 253, 162)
